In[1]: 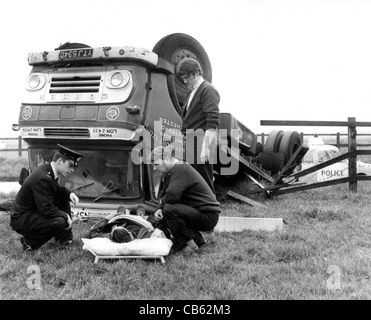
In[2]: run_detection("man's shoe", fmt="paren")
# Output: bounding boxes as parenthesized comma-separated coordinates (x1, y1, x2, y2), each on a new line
(59, 240, 73, 246)
(193, 232, 206, 247)
(180, 240, 199, 255)
(20, 236, 33, 252)
(202, 230, 216, 243)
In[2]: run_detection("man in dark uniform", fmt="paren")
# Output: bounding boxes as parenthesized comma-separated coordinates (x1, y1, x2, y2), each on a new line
(150, 146, 221, 255)
(10, 144, 83, 251)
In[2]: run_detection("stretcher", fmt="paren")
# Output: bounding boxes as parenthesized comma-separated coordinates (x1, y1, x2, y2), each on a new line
(87, 250, 166, 264)
(81, 235, 172, 265)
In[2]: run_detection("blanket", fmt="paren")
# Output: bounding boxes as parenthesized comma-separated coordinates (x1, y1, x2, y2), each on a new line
(82, 229, 173, 257)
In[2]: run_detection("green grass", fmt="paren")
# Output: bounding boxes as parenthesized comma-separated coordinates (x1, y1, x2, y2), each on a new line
(1, 181, 371, 300)
(0, 157, 28, 182)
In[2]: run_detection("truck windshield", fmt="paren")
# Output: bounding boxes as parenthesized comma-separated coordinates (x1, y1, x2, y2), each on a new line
(28, 147, 142, 200)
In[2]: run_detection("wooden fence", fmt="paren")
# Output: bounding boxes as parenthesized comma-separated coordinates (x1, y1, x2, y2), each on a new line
(258, 132, 371, 148)
(261, 117, 371, 193)
(0, 136, 26, 157)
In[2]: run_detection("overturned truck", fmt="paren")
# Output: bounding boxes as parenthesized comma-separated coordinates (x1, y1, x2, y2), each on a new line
(15, 33, 304, 219)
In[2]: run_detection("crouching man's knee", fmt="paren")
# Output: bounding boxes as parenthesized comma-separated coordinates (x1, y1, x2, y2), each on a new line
(162, 204, 181, 219)
(49, 217, 68, 232)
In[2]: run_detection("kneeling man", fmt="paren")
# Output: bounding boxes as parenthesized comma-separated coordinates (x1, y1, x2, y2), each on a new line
(10, 144, 83, 251)
(150, 146, 221, 255)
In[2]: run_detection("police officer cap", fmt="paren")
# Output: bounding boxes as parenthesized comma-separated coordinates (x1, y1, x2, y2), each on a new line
(57, 144, 83, 167)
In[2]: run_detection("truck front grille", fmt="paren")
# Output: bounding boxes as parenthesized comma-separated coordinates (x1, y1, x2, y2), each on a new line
(44, 128, 90, 137)
(49, 75, 101, 93)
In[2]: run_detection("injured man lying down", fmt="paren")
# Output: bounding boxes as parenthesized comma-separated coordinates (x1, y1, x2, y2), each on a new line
(82, 206, 173, 258)
(84, 205, 171, 243)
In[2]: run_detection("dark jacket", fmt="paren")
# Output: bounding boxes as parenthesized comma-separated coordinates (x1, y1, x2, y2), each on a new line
(181, 80, 220, 135)
(159, 162, 221, 213)
(85, 217, 152, 240)
(10, 163, 71, 232)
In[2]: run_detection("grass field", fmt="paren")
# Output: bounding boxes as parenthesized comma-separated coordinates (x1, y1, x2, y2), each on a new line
(1, 180, 371, 301)
(0, 157, 28, 182)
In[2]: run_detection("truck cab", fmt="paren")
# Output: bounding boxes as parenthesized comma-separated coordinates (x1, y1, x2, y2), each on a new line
(20, 43, 185, 218)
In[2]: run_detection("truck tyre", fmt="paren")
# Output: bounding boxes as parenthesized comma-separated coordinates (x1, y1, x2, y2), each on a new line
(278, 131, 302, 164)
(258, 151, 285, 175)
(55, 42, 91, 50)
(153, 33, 213, 107)
(265, 130, 284, 153)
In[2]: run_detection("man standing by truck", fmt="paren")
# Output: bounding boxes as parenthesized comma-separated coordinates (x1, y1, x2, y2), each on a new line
(10, 144, 83, 251)
(176, 58, 220, 194)
(150, 146, 220, 255)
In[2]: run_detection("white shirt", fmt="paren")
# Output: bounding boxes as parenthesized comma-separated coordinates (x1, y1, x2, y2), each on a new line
(50, 162, 59, 180)
(186, 77, 204, 111)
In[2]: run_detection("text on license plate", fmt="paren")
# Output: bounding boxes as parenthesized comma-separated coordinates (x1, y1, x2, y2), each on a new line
(59, 48, 94, 60)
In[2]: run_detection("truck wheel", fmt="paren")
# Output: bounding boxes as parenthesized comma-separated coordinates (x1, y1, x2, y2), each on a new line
(278, 131, 302, 164)
(265, 130, 284, 153)
(55, 42, 91, 50)
(153, 33, 213, 107)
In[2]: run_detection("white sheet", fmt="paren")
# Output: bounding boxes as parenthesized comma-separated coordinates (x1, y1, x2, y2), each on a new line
(81, 229, 173, 257)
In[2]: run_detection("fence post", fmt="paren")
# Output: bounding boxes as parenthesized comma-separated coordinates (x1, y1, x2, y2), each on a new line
(348, 117, 357, 192)
(336, 132, 340, 148)
(18, 136, 22, 157)
(261, 133, 265, 145)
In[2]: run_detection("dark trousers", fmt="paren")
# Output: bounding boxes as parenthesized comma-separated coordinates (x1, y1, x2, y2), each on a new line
(12, 196, 72, 250)
(184, 136, 216, 194)
(191, 163, 215, 194)
(163, 203, 219, 251)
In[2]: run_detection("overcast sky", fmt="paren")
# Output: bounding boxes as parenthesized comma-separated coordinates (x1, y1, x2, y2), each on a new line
(1, 0, 371, 138)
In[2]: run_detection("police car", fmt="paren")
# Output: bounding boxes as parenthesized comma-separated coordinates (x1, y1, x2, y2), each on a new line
(298, 135, 371, 184)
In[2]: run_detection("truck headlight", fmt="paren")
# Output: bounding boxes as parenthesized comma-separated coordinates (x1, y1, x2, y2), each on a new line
(26, 74, 46, 91)
(105, 70, 131, 89)
(110, 72, 123, 87)
(29, 75, 40, 88)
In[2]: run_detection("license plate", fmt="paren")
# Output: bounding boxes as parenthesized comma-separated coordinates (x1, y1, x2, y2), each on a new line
(59, 48, 93, 60)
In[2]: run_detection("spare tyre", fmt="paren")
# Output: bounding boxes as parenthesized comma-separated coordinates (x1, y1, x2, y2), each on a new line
(278, 131, 302, 164)
(153, 33, 213, 107)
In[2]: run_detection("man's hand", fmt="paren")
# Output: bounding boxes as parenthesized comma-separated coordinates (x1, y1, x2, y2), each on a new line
(200, 129, 217, 163)
(69, 192, 79, 205)
(65, 214, 72, 230)
(154, 209, 163, 221)
(200, 143, 211, 163)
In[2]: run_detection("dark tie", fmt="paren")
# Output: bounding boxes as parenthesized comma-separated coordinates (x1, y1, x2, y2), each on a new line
(183, 90, 192, 117)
